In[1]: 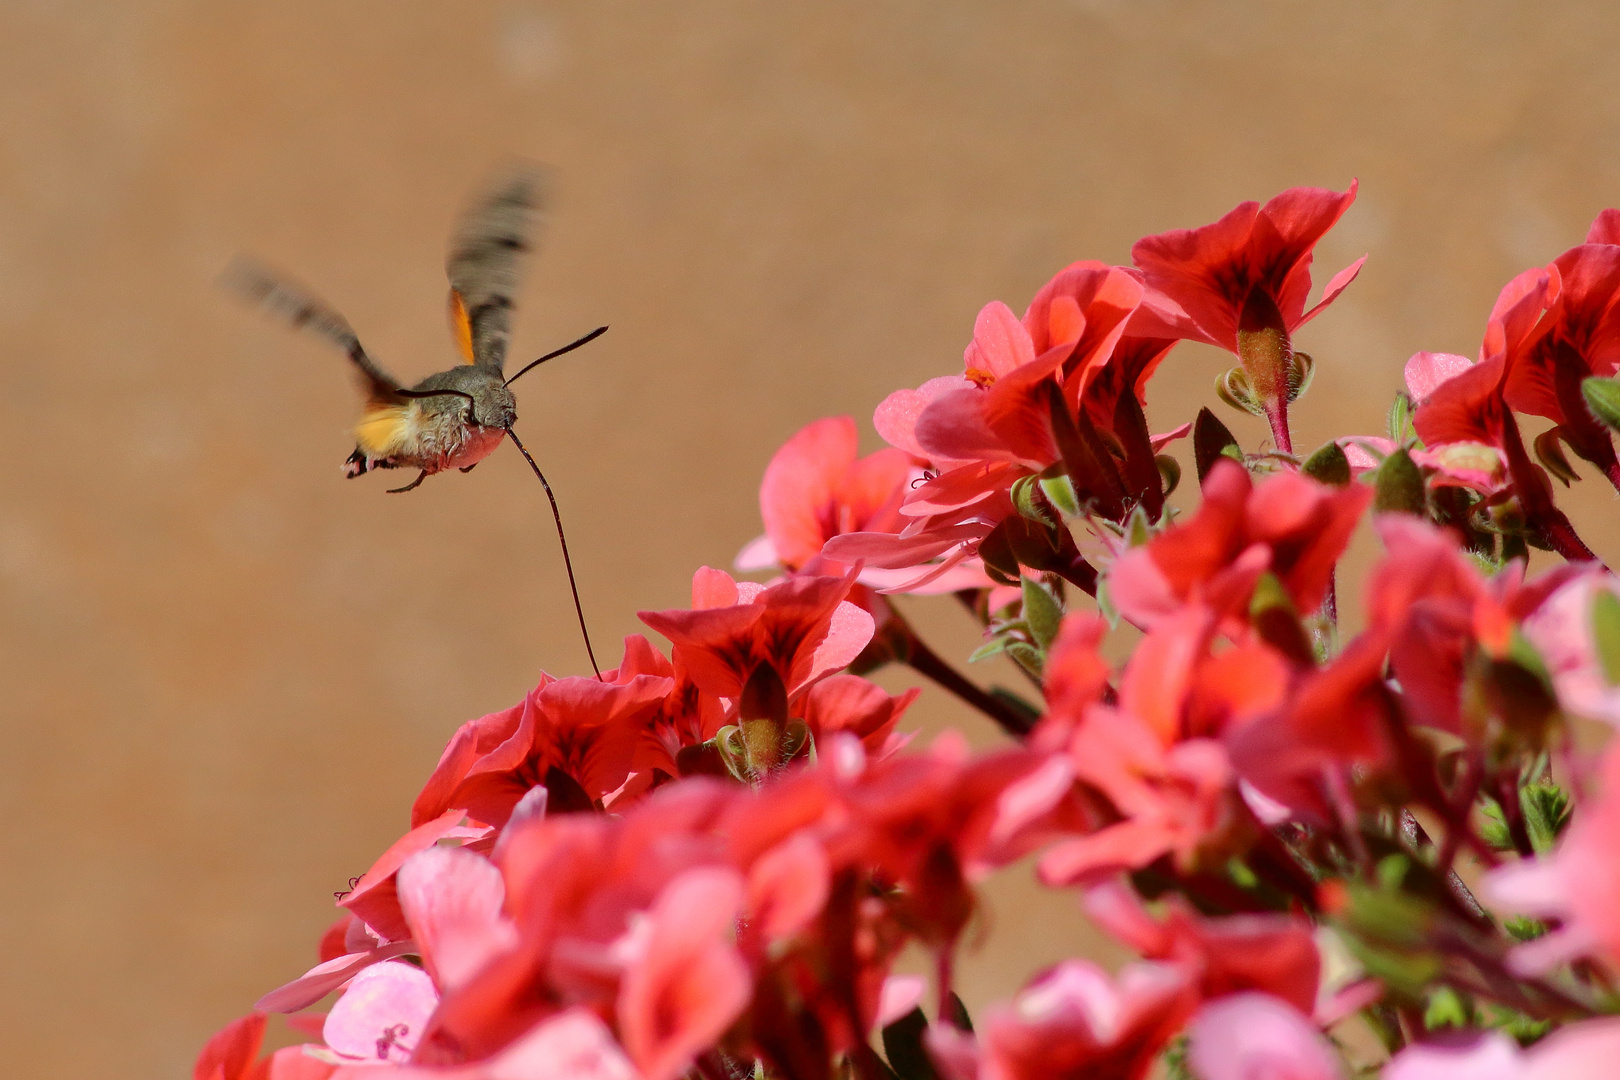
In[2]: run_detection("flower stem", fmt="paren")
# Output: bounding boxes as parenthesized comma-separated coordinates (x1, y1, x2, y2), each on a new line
(900, 624, 1036, 737)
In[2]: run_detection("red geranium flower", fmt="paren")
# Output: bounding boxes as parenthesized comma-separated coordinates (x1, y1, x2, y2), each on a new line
(1132, 183, 1364, 452)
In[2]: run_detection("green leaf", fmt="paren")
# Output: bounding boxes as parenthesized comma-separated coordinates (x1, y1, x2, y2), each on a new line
(1505, 916, 1548, 942)
(1582, 375, 1620, 432)
(1021, 577, 1063, 649)
(1005, 640, 1043, 678)
(1593, 589, 1620, 686)
(1301, 440, 1352, 486)
(1160, 1036, 1194, 1080)
(967, 635, 1013, 663)
(1374, 447, 1426, 515)
(1521, 782, 1571, 853)
(880, 1007, 939, 1080)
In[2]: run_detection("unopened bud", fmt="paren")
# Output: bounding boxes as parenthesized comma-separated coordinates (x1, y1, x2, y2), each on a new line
(1301, 440, 1351, 487)
(1374, 447, 1426, 516)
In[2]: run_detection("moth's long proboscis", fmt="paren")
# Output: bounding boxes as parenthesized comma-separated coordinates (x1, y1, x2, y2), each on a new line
(505, 426, 604, 680)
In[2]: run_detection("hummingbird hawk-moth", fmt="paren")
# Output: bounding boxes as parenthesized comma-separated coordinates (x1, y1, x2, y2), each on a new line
(225, 165, 608, 675)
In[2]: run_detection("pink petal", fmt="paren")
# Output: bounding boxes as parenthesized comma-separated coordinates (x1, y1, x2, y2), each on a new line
(617, 868, 751, 1080)
(801, 600, 876, 689)
(1383, 1031, 1524, 1080)
(255, 942, 415, 1014)
(734, 534, 779, 572)
(748, 833, 831, 942)
(322, 961, 439, 1064)
(875, 975, 928, 1030)
(1405, 351, 1476, 402)
(396, 846, 516, 992)
(1186, 993, 1345, 1080)
(874, 377, 974, 461)
(966, 301, 1037, 378)
(486, 1010, 643, 1080)
(1524, 1016, 1620, 1079)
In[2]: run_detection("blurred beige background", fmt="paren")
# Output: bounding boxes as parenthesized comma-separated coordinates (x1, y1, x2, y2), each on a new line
(6, 2, 1620, 1077)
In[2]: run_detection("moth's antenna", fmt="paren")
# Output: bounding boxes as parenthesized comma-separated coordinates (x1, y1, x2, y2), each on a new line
(504, 426, 604, 680)
(505, 325, 609, 386)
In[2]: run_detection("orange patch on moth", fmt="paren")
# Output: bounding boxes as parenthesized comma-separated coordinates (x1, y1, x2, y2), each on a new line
(449, 289, 475, 364)
(355, 405, 412, 456)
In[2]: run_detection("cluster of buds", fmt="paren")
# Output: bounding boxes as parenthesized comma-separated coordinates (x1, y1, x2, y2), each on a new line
(199, 183, 1620, 1080)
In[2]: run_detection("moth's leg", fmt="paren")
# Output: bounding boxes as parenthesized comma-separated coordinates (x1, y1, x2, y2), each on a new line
(387, 470, 429, 494)
(459, 461, 479, 474)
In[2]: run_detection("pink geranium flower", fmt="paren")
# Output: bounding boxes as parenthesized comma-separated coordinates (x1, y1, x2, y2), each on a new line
(616, 868, 751, 1080)
(1522, 570, 1620, 725)
(826, 262, 1187, 592)
(736, 415, 991, 593)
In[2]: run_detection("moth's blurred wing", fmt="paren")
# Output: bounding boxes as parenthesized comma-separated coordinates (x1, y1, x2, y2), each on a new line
(446, 164, 546, 373)
(223, 258, 402, 406)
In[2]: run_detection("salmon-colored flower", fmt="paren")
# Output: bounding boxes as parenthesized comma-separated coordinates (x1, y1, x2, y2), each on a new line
(1132, 183, 1364, 451)
(1107, 459, 1370, 631)
(616, 868, 751, 1080)
(639, 567, 874, 704)
(827, 262, 1186, 592)
(1082, 882, 1320, 1013)
(411, 666, 671, 829)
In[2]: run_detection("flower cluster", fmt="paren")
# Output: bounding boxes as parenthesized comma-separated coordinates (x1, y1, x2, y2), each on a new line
(200, 184, 1620, 1080)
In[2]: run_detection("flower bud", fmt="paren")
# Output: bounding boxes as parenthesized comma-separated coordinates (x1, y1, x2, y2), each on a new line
(1301, 440, 1351, 486)
(1374, 447, 1426, 515)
